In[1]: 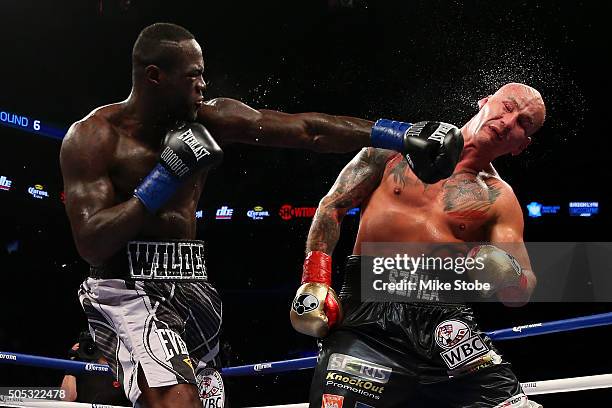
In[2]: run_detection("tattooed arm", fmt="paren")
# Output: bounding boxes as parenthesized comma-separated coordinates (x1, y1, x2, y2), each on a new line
(306, 148, 396, 255)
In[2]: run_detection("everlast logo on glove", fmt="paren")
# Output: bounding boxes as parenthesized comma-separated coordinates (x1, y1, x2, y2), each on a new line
(402, 121, 464, 184)
(178, 128, 211, 161)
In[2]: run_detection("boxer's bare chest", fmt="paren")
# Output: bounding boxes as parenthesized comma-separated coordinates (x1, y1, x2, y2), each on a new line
(358, 157, 502, 243)
(108, 127, 207, 238)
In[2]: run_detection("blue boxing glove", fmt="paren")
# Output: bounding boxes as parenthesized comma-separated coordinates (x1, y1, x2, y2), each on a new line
(134, 123, 223, 213)
(371, 120, 464, 184)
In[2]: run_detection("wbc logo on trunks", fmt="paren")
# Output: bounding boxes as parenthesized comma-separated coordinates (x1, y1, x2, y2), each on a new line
(197, 368, 225, 408)
(292, 293, 319, 315)
(434, 319, 470, 349)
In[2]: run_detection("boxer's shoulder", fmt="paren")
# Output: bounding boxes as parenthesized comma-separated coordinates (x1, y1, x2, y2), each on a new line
(61, 107, 120, 169)
(479, 173, 522, 217)
(64, 106, 121, 148)
(478, 171, 512, 195)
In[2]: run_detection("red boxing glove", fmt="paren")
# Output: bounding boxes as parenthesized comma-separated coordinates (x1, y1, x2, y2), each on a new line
(290, 251, 343, 337)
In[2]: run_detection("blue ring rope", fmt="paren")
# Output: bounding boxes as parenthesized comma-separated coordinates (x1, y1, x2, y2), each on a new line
(1, 311, 611, 376)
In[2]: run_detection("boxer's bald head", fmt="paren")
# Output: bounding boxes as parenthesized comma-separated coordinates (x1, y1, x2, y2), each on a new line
(486, 83, 546, 132)
(463, 82, 546, 159)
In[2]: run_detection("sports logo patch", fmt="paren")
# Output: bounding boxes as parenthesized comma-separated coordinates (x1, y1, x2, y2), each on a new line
(322, 394, 344, 408)
(155, 329, 189, 361)
(292, 293, 319, 315)
(435, 320, 470, 349)
(327, 353, 392, 383)
(197, 368, 225, 408)
(494, 393, 528, 408)
(440, 335, 490, 370)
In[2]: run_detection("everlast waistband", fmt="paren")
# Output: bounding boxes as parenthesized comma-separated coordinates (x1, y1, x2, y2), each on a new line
(90, 240, 208, 281)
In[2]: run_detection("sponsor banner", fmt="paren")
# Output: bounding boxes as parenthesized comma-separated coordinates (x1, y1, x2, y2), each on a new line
(247, 205, 270, 220)
(279, 204, 317, 220)
(360, 242, 612, 302)
(327, 353, 392, 384)
(569, 201, 599, 217)
(494, 393, 528, 408)
(0, 353, 17, 361)
(84, 363, 110, 373)
(512, 323, 542, 333)
(27, 184, 49, 199)
(215, 206, 234, 220)
(526, 201, 560, 218)
(0, 176, 12, 191)
(325, 372, 384, 399)
(253, 363, 272, 372)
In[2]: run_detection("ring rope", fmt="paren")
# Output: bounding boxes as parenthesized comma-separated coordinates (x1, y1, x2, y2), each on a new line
(1, 312, 611, 376)
(2, 374, 612, 408)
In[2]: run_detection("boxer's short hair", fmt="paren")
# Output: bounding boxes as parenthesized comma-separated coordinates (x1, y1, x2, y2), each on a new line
(132, 22, 195, 71)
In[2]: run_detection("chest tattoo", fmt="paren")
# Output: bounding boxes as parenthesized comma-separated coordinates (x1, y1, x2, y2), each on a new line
(442, 174, 500, 219)
(389, 158, 430, 190)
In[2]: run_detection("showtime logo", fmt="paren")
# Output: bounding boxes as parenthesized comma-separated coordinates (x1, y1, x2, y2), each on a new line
(279, 204, 317, 220)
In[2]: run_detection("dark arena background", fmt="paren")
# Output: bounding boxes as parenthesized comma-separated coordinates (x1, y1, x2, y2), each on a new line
(1, 0, 611, 407)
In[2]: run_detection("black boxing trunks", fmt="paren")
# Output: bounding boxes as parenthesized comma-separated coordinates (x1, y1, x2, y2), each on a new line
(309, 255, 531, 408)
(78, 240, 223, 404)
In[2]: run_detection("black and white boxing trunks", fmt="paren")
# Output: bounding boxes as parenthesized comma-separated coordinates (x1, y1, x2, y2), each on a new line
(309, 255, 534, 408)
(78, 240, 224, 405)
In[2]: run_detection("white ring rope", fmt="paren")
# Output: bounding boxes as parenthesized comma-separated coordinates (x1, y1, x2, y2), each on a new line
(1, 373, 612, 408)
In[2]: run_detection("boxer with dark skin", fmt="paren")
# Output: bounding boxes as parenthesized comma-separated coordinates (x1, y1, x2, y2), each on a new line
(60, 23, 378, 408)
(292, 83, 546, 407)
(61, 36, 372, 267)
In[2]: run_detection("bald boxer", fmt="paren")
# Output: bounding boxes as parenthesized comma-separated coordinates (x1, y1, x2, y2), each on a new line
(60, 23, 462, 408)
(292, 83, 546, 407)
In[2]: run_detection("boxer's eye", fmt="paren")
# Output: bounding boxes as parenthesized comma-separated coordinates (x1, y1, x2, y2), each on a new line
(503, 102, 513, 112)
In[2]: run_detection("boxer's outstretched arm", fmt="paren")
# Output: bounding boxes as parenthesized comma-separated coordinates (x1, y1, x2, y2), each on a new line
(199, 98, 372, 153)
(306, 148, 395, 255)
(60, 117, 148, 266)
(488, 185, 536, 306)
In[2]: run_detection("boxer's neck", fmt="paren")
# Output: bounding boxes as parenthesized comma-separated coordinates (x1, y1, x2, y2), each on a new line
(457, 123, 496, 173)
(123, 88, 175, 142)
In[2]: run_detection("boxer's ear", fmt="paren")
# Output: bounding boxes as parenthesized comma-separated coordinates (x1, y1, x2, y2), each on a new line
(511, 137, 532, 156)
(144, 65, 162, 85)
(478, 97, 490, 110)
